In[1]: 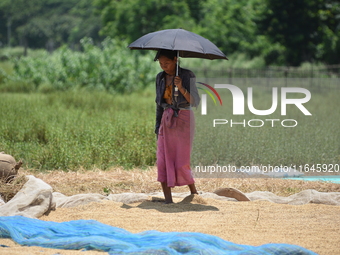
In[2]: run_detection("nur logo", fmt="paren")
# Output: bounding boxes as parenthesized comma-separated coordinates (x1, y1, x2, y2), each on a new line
(197, 83, 312, 116)
(197, 82, 223, 115)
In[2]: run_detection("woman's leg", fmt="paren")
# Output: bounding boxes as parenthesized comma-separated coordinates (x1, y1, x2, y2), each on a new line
(161, 182, 173, 204)
(188, 183, 198, 195)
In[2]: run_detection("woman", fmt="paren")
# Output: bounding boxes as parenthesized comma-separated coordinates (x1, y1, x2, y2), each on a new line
(154, 49, 200, 204)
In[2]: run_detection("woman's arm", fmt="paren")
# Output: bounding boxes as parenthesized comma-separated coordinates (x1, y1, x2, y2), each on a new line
(174, 76, 191, 103)
(174, 71, 200, 107)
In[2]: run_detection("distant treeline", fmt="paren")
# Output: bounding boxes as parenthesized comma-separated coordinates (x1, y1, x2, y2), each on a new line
(0, 0, 339, 66)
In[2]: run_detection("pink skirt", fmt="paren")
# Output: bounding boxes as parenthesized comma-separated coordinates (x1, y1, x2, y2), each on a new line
(157, 108, 195, 187)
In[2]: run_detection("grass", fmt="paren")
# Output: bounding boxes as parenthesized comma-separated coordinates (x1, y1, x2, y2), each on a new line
(192, 78, 340, 168)
(0, 89, 157, 170)
(0, 61, 14, 75)
(0, 77, 339, 172)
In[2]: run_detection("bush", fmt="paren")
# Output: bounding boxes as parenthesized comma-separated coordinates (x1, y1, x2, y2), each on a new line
(7, 37, 159, 94)
(0, 80, 36, 93)
(0, 68, 6, 84)
(0, 47, 25, 62)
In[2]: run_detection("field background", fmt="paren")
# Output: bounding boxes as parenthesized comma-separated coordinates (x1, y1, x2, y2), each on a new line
(1, 79, 339, 172)
(0, 46, 339, 173)
(192, 78, 340, 170)
(1, 3, 340, 255)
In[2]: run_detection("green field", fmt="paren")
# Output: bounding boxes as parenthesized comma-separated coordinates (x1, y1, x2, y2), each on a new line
(0, 90, 157, 170)
(0, 46, 339, 171)
(0, 81, 339, 171)
(192, 80, 340, 168)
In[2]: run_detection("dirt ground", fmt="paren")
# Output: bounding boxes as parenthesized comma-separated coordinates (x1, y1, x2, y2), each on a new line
(1, 168, 340, 255)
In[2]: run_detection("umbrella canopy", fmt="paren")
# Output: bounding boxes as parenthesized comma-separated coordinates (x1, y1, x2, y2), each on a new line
(128, 28, 228, 60)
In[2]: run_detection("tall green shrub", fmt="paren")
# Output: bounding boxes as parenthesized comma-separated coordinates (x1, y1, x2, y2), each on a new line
(9, 37, 159, 93)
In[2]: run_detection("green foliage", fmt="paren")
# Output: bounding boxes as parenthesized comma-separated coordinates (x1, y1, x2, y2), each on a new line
(257, 0, 340, 66)
(0, 67, 7, 84)
(103, 187, 111, 195)
(95, 0, 196, 42)
(316, 1, 340, 64)
(196, 0, 261, 57)
(0, 47, 26, 61)
(67, 0, 103, 44)
(0, 0, 102, 49)
(5, 38, 159, 93)
(0, 80, 36, 93)
(1, 0, 339, 67)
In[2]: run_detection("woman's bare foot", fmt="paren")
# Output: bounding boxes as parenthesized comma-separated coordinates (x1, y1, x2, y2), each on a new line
(188, 183, 198, 195)
(161, 182, 173, 204)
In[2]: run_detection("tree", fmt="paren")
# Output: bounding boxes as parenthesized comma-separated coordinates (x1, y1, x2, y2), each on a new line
(0, 0, 102, 51)
(315, 1, 340, 64)
(257, 0, 340, 66)
(0, 0, 43, 47)
(94, 0, 196, 42)
(196, 0, 267, 59)
(68, 0, 103, 47)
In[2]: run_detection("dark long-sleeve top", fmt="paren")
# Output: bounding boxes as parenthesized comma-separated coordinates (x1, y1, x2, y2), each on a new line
(155, 66, 200, 134)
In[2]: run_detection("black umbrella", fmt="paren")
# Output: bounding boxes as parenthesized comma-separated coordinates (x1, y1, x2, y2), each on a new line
(128, 28, 227, 80)
(128, 29, 227, 101)
(128, 28, 228, 61)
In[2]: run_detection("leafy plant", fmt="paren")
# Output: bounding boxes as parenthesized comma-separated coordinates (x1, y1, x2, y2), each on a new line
(8, 37, 159, 94)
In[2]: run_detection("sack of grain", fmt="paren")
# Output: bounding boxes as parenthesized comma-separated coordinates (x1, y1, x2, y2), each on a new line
(0, 152, 22, 182)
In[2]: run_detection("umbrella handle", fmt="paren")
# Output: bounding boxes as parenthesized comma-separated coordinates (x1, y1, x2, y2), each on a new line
(176, 50, 179, 76)
(174, 51, 179, 103)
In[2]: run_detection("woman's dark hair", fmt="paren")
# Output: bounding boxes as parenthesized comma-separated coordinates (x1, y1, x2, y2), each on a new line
(154, 49, 177, 61)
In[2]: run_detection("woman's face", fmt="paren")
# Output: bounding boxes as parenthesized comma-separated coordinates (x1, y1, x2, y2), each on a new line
(158, 55, 177, 75)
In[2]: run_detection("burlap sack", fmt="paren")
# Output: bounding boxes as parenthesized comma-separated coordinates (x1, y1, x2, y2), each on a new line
(0, 152, 22, 182)
(214, 187, 250, 201)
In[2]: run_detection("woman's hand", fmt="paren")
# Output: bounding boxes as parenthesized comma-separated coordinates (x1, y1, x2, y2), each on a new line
(174, 76, 190, 102)
(174, 76, 183, 90)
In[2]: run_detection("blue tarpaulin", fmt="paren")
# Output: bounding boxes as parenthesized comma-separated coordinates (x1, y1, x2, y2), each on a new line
(0, 216, 317, 254)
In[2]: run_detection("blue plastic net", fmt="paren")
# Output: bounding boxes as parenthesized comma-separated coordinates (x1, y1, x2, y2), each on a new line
(0, 216, 317, 255)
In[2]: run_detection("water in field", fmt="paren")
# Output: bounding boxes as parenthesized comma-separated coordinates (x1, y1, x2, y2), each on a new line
(286, 175, 340, 184)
